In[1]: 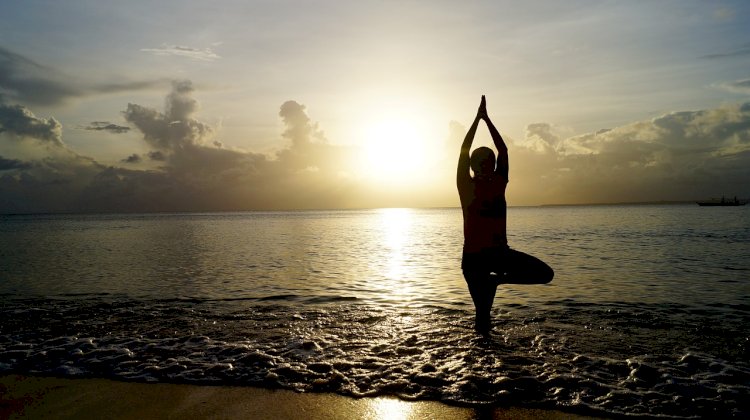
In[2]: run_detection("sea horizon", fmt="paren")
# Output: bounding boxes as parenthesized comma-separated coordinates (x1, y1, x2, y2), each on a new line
(2, 199, 741, 217)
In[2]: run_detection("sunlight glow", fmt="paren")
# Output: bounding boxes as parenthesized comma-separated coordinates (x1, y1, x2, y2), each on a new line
(357, 110, 439, 185)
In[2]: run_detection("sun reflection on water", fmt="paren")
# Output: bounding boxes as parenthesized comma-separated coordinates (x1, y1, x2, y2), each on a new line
(380, 208, 410, 279)
(377, 208, 415, 301)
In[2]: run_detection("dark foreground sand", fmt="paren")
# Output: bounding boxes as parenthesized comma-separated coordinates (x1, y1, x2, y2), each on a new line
(1, 375, 601, 419)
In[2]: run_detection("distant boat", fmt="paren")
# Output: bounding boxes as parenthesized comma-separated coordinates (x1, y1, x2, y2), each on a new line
(696, 196, 746, 206)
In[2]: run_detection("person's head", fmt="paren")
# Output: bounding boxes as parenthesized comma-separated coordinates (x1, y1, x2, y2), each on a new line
(470, 147, 495, 178)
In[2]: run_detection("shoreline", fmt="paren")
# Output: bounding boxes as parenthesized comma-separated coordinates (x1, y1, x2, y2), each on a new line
(1, 375, 602, 419)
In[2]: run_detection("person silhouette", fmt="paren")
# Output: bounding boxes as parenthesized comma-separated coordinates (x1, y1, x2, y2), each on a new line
(457, 95, 554, 334)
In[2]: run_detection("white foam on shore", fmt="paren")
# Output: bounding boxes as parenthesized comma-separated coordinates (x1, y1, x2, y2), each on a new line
(2, 297, 749, 418)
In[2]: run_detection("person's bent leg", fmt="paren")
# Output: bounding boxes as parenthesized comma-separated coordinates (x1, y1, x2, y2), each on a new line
(500, 249, 554, 285)
(463, 270, 497, 333)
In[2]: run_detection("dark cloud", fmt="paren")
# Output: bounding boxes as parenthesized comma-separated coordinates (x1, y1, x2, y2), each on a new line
(147, 150, 166, 161)
(701, 43, 750, 59)
(0, 151, 103, 213)
(0, 46, 79, 106)
(122, 154, 141, 164)
(0, 46, 162, 106)
(0, 103, 62, 144)
(83, 121, 131, 134)
(123, 80, 212, 151)
(0, 156, 32, 171)
(95, 80, 166, 94)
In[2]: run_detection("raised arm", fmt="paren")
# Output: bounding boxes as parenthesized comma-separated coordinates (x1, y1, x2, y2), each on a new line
(457, 107, 482, 187)
(482, 102, 509, 180)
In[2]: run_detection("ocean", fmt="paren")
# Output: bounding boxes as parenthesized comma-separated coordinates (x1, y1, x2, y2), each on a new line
(1, 205, 748, 418)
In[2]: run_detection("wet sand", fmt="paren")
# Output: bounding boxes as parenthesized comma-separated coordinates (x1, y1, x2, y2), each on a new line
(0, 375, 602, 419)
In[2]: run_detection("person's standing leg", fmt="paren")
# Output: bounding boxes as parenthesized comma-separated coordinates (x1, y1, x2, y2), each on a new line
(463, 270, 497, 333)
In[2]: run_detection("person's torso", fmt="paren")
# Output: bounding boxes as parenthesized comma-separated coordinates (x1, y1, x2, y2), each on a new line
(460, 177, 507, 252)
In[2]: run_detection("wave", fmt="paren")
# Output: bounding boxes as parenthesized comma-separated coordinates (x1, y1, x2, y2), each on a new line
(1, 296, 748, 418)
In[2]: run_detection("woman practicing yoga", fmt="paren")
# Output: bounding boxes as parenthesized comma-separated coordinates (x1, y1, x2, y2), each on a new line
(457, 95, 554, 334)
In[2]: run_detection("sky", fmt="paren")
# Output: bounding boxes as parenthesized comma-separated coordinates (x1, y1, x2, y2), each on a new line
(1, 0, 749, 212)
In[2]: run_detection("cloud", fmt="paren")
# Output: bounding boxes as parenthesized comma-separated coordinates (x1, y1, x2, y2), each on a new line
(0, 149, 104, 213)
(82, 121, 131, 134)
(0, 156, 32, 171)
(274, 100, 349, 175)
(715, 78, 750, 95)
(147, 150, 166, 161)
(2, 81, 358, 212)
(3, 80, 749, 212)
(110, 80, 357, 211)
(122, 154, 141, 163)
(123, 80, 212, 151)
(523, 123, 561, 153)
(0, 46, 162, 106)
(0, 103, 62, 144)
(141, 44, 221, 61)
(279, 100, 326, 147)
(0, 47, 79, 106)
(508, 102, 750, 204)
(95, 80, 166, 94)
(701, 43, 750, 59)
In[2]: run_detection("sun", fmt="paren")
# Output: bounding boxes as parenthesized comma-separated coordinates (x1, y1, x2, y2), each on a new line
(358, 115, 435, 184)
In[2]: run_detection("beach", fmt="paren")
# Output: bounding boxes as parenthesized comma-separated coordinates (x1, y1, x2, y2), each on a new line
(0, 375, 599, 419)
(1, 207, 748, 418)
